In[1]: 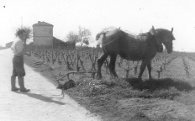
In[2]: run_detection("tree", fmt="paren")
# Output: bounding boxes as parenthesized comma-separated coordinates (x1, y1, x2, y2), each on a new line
(15, 27, 32, 40)
(15, 27, 32, 46)
(66, 27, 91, 46)
(66, 31, 79, 43)
(78, 26, 91, 46)
(82, 38, 89, 45)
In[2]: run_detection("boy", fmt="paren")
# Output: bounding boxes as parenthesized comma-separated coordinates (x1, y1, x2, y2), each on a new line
(11, 28, 30, 92)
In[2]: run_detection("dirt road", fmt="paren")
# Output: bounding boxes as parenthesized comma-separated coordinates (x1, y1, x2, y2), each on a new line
(0, 49, 101, 121)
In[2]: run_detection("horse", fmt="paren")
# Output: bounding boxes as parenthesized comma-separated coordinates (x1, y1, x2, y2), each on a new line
(96, 26, 175, 79)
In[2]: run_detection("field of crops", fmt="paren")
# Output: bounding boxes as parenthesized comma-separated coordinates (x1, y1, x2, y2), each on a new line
(26, 45, 182, 79)
(25, 45, 195, 121)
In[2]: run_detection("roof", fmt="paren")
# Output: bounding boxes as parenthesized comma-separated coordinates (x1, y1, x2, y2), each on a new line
(53, 37, 65, 43)
(33, 21, 53, 27)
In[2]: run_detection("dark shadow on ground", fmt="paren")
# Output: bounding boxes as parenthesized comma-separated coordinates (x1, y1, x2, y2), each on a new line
(126, 78, 194, 91)
(20, 92, 65, 105)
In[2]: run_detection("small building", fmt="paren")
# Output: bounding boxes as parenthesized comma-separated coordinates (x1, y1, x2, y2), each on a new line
(33, 21, 53, 46)
(32, 21, 75, 49)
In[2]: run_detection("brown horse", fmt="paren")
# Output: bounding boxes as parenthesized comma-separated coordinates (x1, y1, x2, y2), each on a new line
(96, 26, 175, 79)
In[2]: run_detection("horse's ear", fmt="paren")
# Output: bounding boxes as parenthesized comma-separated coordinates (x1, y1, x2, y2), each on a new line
(171, 27, 174, 33)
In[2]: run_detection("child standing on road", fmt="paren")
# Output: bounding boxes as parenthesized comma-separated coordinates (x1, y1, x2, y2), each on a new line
(11, 27, 31, 92)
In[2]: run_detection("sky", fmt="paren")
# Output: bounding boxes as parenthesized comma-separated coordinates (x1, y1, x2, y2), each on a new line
(0, 0, 195, 51)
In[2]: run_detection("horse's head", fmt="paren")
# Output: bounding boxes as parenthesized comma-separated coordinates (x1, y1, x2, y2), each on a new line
(155, 28, 175, 53)
(149, 26, 163, 52)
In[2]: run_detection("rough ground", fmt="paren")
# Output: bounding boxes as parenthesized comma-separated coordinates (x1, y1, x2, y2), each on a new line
(2, 48, 195, 121)
(0, 49, 101, 121)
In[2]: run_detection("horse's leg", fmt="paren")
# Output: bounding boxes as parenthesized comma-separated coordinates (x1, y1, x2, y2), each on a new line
(147, 61, 152, 80)
(109, 54, 118, 78)
(138, 60, 147, 79)
(97, 53, 108, 79)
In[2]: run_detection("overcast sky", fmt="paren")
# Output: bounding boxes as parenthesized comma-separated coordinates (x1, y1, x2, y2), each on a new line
(0, 0, 195, 51)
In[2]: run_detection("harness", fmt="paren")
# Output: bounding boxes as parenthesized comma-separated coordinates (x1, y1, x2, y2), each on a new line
(98, 31, 163, 54)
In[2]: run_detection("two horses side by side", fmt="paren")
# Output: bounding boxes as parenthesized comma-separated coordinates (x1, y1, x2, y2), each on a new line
(96, 26, 175, 79)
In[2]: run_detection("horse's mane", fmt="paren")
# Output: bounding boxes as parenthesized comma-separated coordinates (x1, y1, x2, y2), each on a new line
(154, 28, 175, 41)
(154, 28, 171, 35)
(155, 28, 170, 31)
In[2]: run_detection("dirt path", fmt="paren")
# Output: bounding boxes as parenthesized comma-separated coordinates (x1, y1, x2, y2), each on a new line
(0, 49, 101, 121)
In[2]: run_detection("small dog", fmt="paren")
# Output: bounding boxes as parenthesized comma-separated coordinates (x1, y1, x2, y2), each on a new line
(57, 79, 76, 97)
